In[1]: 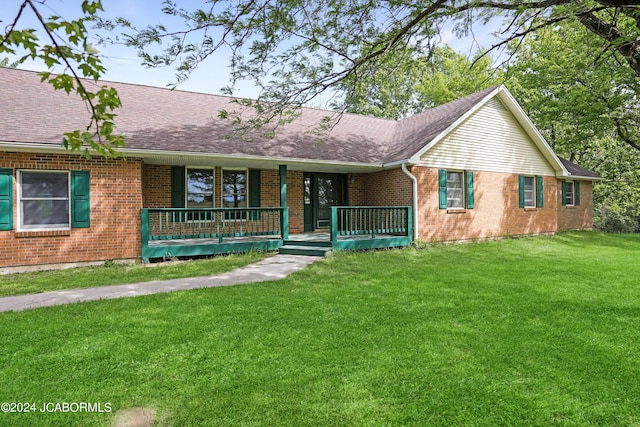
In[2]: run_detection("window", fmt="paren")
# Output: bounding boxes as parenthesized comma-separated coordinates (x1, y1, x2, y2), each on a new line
(562, 181, 580, 207)
(519, 175, 544, 209)
(439, 170, 474, 210)
(186, 168, 214, 208)
(19, 171, 70, 230)
(222, 169, 247, 209)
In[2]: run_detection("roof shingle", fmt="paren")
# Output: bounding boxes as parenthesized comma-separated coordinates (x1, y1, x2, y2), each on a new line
(0, 67, 499, 165)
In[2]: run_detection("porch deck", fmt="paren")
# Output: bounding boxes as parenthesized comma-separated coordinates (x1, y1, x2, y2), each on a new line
(141, 206, 412, 262)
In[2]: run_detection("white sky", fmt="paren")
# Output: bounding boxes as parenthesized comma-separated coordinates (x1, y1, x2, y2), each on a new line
(1, 0, 503, 102)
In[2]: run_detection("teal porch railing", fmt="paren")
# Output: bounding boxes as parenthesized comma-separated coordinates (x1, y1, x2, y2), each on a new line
(141, 208, 288, 262)
(330, 206, 412, 250)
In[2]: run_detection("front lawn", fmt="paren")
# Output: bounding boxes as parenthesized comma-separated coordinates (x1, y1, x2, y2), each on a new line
(1, 232, 639, 426)
(0, 251, 267, 297)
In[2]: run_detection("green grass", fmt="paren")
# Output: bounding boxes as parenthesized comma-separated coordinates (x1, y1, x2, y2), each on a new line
(1, 232, 639, 426)
(0, 251, 268, 297)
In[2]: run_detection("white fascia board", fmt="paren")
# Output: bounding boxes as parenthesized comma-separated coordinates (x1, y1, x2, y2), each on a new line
(566, 174, 606, 182)
(382, 159, 413, 169)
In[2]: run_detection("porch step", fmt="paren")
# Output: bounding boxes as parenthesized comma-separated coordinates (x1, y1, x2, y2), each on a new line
(283, 240, 332, 248)
(279, 244, 332, 257)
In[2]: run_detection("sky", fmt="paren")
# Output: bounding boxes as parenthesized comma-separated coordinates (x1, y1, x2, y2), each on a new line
(1, 0, 503, 103)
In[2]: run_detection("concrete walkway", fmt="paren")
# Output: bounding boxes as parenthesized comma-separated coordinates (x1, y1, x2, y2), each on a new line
(0, 254, 322, 313)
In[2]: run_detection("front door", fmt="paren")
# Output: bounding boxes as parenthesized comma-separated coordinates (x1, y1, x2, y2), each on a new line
(304, 173, 346, 231)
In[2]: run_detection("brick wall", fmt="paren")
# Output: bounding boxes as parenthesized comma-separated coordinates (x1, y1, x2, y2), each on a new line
(142, 164, 172, 208)
(347, 173, 366, 206)
(557, 181, 594, 231)
(0, 152, 143, 269)
(361, 168, 413, 206)
(412, 167, 559, 241)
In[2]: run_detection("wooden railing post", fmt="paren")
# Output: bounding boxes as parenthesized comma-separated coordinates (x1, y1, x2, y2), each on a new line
(407, 206, 413, 240)
(141, 209, 150, 264)
(330, 207, 338, 246)
(281, 207, 289, 240)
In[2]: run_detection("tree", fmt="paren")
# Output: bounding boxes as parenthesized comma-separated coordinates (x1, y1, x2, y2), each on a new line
(505, 22, 640, 230)
(97, 0, 640, 139)
(0, 0, 124, 157)
(3, 0, 640, 147)
(341, 45, 501, 120)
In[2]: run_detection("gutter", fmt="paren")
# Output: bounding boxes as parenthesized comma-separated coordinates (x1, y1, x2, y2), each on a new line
(401, 162, 419, 241)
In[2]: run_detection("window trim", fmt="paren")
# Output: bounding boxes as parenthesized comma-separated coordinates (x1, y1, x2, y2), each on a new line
(185, 167, 215, 209)
(17, 169, 71, 232)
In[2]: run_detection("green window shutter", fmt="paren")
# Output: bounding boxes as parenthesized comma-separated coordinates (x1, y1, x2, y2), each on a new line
(249, 170, 261, 207)
(249, 169, 261, 219)
(537, 176, 544, 208)
(561, 181, 567, 206)
(0, 169, 13, 231)
(575, 182, 581, 206)
(171, 166, 186, 208)
(465, 171, 474, 209)
(518, 175, 525, 208)
(71, 170, 91, 228)
(438, 169, 448, 209)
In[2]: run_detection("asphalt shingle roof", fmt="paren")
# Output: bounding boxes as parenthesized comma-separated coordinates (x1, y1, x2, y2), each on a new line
(0, 67, 498, 165)
(558, 157, 602, 179)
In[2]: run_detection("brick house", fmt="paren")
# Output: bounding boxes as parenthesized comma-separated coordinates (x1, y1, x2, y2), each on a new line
(0, 67, 601, 271)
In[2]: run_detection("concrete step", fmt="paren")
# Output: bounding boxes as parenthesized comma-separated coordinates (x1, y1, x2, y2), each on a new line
(279, 245, 332, 257)
(283, 240, 332, 248)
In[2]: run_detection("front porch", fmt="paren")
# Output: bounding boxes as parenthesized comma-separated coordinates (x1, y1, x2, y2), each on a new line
(141, 206, 412, 262)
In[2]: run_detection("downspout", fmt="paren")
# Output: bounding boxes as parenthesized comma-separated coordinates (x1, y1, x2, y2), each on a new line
(401, 162, 419, 241)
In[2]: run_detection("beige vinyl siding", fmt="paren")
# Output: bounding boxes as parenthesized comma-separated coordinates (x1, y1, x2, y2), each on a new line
(419, 98, 556, 176)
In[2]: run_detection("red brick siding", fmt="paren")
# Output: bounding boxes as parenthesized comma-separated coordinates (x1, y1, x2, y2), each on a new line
(361, 168, 413, 207)
(0, 152, 142, 268)
(142, 164, 172, 208)
(347, 173, 367, 206)
(557, 181, 594, 231)
(412, 167, 559, 241)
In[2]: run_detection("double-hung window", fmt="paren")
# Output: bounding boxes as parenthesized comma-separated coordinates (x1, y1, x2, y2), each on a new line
(519, 175, 544, 209)
(186, 168, 214, 209)
(222, 169, 248, 209)
(562, 181, 580, 206)
(565, 181, 575, 206)
(523, 176, 536, 208)
(447, 171, 464, 209)
(439, 170, 474, 210)
(19, 171, 70, 230)
(222, 169, 248, 220)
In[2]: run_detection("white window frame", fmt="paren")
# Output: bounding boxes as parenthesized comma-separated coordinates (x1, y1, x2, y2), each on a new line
(185, 167, 215, 209)
(523, 176, 536, 208)
(221, 168, 249, 210)
(17, 170, 71, 231)
(565, 181, 575, 206)
(446, 170, 465, 209)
